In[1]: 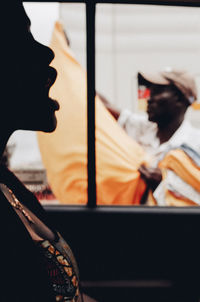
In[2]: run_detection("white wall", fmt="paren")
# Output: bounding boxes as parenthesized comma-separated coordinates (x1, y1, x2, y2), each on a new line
(109, 4, 200, 112)
(61, 4, 200, 112)
(23, 2, 59, 46)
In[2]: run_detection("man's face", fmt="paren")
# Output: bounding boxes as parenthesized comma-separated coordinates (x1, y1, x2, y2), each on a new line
(4, 4, 59, 133)
(147, 85, 181, 124)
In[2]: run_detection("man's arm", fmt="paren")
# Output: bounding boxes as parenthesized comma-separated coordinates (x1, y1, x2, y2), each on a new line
(99, 92, 162, 193)
(139, 164, 162, 191)
(97, 92, 121, 120)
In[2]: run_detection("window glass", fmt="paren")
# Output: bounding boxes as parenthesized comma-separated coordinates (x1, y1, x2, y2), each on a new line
(95, 4, 200, 206)
(8, 3, 200, 207)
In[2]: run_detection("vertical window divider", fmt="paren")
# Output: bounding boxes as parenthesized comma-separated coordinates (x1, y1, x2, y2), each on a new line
(86, 0, 97, 208)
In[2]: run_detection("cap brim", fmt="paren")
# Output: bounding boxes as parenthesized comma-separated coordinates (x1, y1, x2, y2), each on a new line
(139, 71, 170, 85)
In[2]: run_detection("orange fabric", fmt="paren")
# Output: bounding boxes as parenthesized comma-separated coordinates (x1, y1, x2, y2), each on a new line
(159, 149, 200, 193)
(165, 190, 197, 207)
(37, 22, 149, 205)
(192, 101, 200, 110)
(146, 191, 157, 206)
(158, 149, 200, 206)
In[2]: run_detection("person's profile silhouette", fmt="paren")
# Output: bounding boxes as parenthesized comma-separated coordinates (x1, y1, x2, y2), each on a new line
(0, 2, 96, 301)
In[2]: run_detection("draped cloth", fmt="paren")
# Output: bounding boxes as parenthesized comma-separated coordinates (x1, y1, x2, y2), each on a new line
(37, 22, 149, 205)
(158, 148, 200, 206)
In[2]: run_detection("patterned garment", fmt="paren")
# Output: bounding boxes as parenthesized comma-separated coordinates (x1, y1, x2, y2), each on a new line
(0, 168, 83, 302)
(36, 233, 80, 302)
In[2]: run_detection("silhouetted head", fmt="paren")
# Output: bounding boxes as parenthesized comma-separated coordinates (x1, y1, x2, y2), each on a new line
(1, 2, 59, 134)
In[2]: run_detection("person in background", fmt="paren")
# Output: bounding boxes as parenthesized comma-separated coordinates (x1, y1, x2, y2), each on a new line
(101, 70, 197, 192)
(0, 2, 95, 301)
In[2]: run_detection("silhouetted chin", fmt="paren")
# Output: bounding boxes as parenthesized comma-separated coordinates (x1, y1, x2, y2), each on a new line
(42, 115, 57, 133)
(36, 96, 59, 133)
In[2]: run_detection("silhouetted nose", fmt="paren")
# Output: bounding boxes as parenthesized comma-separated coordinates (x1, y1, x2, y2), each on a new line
(36, 41, 55, 65)
(46, 47, 55, 65)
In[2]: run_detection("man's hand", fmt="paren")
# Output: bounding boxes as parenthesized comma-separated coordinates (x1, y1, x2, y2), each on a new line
(138, 164, 162, 191)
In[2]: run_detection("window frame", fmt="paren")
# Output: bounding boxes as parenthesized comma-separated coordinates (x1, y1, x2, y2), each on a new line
(23, 0, 200, 210)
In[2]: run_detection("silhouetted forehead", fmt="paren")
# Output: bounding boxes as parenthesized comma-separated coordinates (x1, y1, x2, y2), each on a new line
(3, 2, 30, 30)
(15, 4, 30, 26)
(0, 2, 31, 57)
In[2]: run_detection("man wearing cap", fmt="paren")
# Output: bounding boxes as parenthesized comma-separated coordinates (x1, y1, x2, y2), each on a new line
(102, 69, 198, 192)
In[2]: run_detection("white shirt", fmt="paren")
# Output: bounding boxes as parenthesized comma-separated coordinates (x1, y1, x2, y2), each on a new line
(154, 170, 200, 206)
(118, 109, 200, 166)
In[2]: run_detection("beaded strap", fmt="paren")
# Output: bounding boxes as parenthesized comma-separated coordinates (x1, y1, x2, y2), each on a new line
(37, 239, 80, 302)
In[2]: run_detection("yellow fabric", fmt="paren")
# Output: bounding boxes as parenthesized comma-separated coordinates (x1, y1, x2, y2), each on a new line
(37, 22, 149, 205)
(159, 149, 200, 206)
(146, 191, 157, 206)
(159, 149, 200, 193)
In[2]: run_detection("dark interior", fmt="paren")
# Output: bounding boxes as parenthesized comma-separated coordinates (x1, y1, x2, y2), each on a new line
(45, 205, 200, 302)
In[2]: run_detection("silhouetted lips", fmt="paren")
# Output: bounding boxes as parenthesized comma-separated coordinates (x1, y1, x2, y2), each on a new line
(50, 98, 60, 111)
(45, 67, 57, 89)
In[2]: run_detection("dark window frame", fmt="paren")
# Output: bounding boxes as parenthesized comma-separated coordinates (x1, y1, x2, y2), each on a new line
(24, 0, 200, 210)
